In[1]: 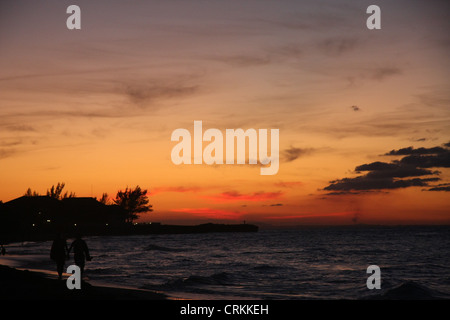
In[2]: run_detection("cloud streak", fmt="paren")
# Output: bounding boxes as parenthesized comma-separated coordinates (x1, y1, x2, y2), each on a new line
(0, 148, 16, 159)
(368, 67, 402, 81)
(152, 186, 204, 195)
(426, 183, 450, 192)
(123, 82, 199, 108)
(274, 181, 303, 188)
(203, 191, 283, 203)
(385, 146, 449, 156)
(282, 147, 314, 162)
(317, 37, 360, 56)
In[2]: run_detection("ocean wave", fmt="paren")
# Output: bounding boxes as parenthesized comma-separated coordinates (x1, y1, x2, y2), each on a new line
(164, 272, 234, 288)
(252, 264, 282, 272)
(86, 267, 123, 275)
(364, 281, 447, 300)
(96, 254, 114, 258)
(143, 244, 186, 252)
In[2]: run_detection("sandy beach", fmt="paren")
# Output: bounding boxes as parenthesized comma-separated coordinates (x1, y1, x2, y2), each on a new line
(0, 256, 167, 300)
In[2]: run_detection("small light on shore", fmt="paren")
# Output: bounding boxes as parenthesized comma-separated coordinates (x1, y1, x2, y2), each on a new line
(46, 220, 51, 223)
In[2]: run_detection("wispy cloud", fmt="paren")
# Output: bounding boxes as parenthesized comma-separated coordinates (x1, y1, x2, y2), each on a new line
(282, 147, 314, 162)
(152, 186, 204, 195)
(0, 148, 16, 159)
(123, 81, 199, 108)
(203, 190, 283, 203)
(346, 66, 403, 87)
(274, 181, 303, 188)
(317, 37, 360, 56)
(5, 124, 36, 132)
(368, 67, 402, 81)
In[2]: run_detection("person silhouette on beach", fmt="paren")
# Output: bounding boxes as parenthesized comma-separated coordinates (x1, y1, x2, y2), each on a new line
(50, 233, 69, 280)
(68, 233, 92, 275)
(1, 244, 5, 256)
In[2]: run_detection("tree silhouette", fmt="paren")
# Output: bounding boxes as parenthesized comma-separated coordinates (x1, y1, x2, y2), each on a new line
(24, 188, 40, 197)
(46, 182, 66, 199)
(98, 193, 110, 205)
(62, 191, 76, 199)
(45, 182, 76, 199)
(23, 183, 75, 199)
(113, 186, 152, 223)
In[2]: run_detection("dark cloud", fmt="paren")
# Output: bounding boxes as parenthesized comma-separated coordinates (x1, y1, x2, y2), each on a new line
(427, 183, 450, 192)
(325, 176, 440, 192)
(385, 146, 448, 156)
(399, 153, 450, 168)
(355, 161, 438, 179)
(282, 147, 314, 162)
(261, 203, 284, 207)
(324, 143, 450, 194)
(351, 105, 360, 112)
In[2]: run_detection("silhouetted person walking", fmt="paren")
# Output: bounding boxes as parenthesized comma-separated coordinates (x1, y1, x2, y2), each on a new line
(68, 233, 91, 275)
(50, 234, 69, 280)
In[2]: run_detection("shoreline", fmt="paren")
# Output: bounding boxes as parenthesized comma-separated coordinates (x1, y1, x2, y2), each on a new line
(0, 262, 167, 300)
(0, 222, 259, 245)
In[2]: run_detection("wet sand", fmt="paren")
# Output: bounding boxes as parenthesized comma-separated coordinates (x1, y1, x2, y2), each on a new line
(0, 264, 167, 300)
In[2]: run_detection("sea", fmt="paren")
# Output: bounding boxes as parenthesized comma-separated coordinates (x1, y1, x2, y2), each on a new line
(2, 225, 450, 300)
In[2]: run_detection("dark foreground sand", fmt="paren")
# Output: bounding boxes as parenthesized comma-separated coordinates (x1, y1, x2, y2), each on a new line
(0, 265, 167, 300)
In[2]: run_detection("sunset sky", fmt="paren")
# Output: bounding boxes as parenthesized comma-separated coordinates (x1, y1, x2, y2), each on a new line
(1, 0, 449, 225)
